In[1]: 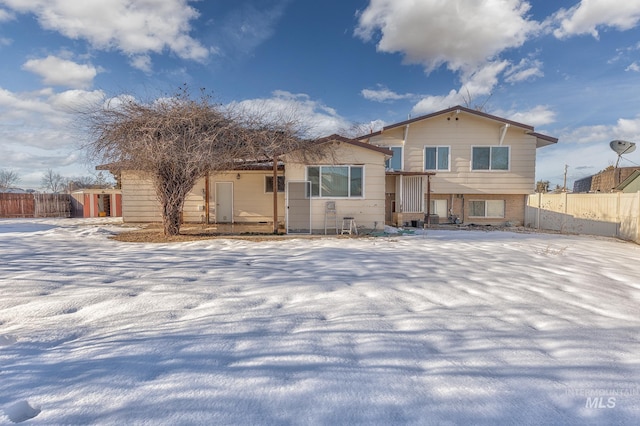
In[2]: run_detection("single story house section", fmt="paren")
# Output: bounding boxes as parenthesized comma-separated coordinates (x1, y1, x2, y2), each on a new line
(117, 135, 392, 234)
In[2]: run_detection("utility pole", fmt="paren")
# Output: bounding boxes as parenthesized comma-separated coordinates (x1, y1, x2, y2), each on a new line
(563, 164, 568, 192)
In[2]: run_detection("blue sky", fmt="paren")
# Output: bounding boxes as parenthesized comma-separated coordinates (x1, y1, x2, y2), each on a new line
(1, 0, 640, 190)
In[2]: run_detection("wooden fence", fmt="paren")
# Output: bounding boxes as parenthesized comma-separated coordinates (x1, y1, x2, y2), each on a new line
(525, 192, 640, 244)
(0, 193, 71, 218)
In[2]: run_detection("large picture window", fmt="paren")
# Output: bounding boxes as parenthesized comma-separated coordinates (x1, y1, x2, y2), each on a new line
(469, 200, 505, 218)
(424, 146, 450, 171)
(385, 147, 403, 171)
(307, 166, 363, 198)
(472, 146, 509, 170)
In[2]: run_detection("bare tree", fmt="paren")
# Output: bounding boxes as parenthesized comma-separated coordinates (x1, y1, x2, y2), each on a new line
(0, 169, 20, 191)
(83, 86, 324, 236)
(68, 172, 114, 190)
(41, 169, 68, 193)
(461, 88, 492, 112)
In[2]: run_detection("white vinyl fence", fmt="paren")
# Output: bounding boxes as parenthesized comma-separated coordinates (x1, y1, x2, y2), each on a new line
(525, 192, 640, 244)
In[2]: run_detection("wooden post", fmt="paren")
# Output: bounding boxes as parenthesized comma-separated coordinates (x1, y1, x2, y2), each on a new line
(426, 174, 431, 227)
(204, 172, 210, 224)
(273, 157, 279, 234)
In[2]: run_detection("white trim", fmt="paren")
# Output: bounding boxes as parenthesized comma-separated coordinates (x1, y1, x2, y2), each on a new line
(305, 165, 366, 199)
(468, 199, 505, 218)
(215, 181, 234, 223)
(424, 145, 451, 172)
(470, 145, 511, 172)
(385, 146, 404, 171)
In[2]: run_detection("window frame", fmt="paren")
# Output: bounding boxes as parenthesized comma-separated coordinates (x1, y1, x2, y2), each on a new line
(306, 165, 365, 198)
(265, 175, 285, 193)
(424, 146, 451, 171)
(468, 200, 505, 218)
(471, 146, 510, 171)
(385, 146, 403, 171)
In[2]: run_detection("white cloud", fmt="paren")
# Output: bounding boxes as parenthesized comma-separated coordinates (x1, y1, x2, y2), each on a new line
(1, 0, 209, 62)
(0, 7, 14, 21)
(231, 91, 351, 138)
(504, 58, 544, 83)
(411, 90, 465, 116)
(217, 1, 288, 57)
(551, 0, 640, 39)
(558, 114, 640, 145)
(626, 62, 640, 72)
(22, 55, 98, 89)
(411, 60, 508, 115)
(0, 86, 107, 187)
(355, 0, 538, 73)
(129, 55, 152, 73)
(500, 105, 556, 127)
(361, 86, 415, 102)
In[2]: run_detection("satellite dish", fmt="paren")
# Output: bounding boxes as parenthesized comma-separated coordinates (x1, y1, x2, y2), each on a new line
(609, 140, 636, 168)
(609, 140, 636, 155)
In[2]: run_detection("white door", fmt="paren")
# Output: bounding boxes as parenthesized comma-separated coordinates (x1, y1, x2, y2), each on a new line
(215, 182, 233, 223)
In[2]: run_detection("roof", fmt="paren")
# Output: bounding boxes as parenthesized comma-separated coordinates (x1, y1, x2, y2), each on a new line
(358, 105, 558, 148)
(314, 134, 394, 156)
(615, 170, 640, 191)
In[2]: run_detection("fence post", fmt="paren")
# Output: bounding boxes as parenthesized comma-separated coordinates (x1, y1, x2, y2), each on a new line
(537, 192, 541, 230)
(637, 191, 640, 244)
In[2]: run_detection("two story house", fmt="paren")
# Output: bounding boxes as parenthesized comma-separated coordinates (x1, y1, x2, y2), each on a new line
(358, 105, 558, 226)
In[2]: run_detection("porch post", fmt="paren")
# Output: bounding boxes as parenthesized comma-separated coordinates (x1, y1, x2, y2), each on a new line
(273, 157, 279, 234)
(426, 175, 431, 227)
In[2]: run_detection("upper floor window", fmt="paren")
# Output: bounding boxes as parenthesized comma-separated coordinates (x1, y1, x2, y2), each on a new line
(307, 166, 363, 198)
(472, 146, 509, 171)
(425, 146, 450, 171)
(385, 147, 403, 171)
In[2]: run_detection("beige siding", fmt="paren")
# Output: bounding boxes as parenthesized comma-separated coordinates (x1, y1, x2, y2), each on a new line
(369, 112, 538, 195)
(209, 172, 285, 223)
(285, 143, 387, 232)
(121, 170, 161, 222)
(121, 170, 285, 224)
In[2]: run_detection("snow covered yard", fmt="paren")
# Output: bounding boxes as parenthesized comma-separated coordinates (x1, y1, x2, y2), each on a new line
(1, 219, 639, 425)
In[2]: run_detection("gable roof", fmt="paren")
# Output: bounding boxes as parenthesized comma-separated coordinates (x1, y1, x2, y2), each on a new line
(314, 134, 393, 156)
(359, 105, 558, 148)
(615, 169, 640, 191)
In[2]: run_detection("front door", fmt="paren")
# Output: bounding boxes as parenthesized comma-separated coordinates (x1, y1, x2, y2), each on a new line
(215, 182, 233, 223)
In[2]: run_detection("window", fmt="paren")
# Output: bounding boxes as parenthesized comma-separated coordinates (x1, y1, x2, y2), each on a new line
(265, 175, 285, 193)
(424, 146, 450, 171)
(385, 147, 403, 171)
(307, 166, 364, 198)
(428, 199, 448, 217)
(469, 200, 505, 218)
(472, 146, 509, 170)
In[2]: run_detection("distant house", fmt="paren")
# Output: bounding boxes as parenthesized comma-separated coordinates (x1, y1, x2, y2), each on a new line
(358, 105, 558, 226)
(70, 189, 122, 218)
(573, 167, 640, 193)
(115, 135, 391, 233)
(615, 170, 640, 193)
